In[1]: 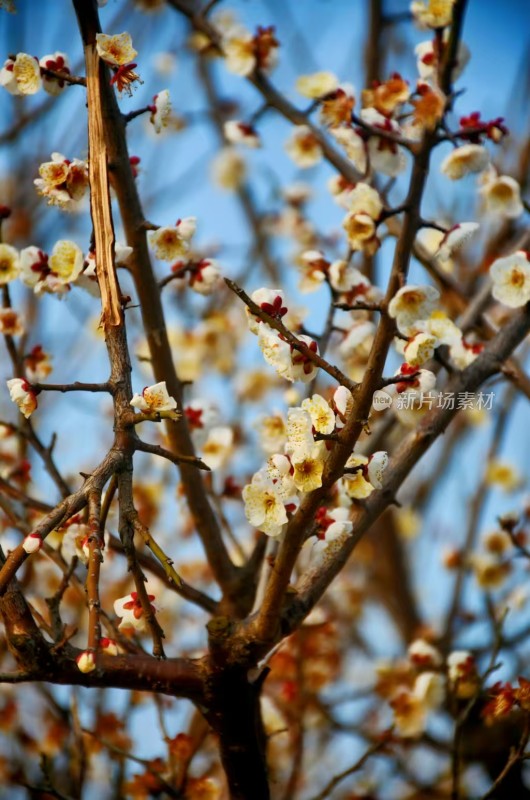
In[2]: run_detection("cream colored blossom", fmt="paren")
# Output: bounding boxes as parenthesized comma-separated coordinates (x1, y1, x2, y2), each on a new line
(346, 182, 383, 219)
(292, 443, 326, 492)
(342, 212, 379, 254)
(40, 52, 70, 96)
(0, 244, 19, 285)
(130, 381, 178, 413)
(150, 89, 171, 134)
(223, 27, 255, 76)
(0, 53, 41, 95)
(330, 126, 367, 173)
(76, 651, 96, 674)
(436, 222, 479, 261)
(296, 71, 339, 98)
(149, 217, 196, 261)
(479, 169, 523, 219)
(404, 332, 438, 367)
(212, 147, 246, 190)
(285, 125, 323, 169)
(34, 152, 89, 210)
(224, 120, 260, 148)
(410, 0, 456, 28)
(95, 32, 137, 66)
(6, 378, 38, 418)
(201, 426, 233, 470)
(47, 240, 84, 285)
(301, 394, 335, 435)
(361, 107, 407, 177)
(286, 407, 315, 460)
(366, 451, 388, 489)
(388, 285, 440, 335)
(490, 251, 530, 308)
(441, 144, 489, 180)
(257, 414, 287, 454)
(341, 454, 373, 500)
(0, 308, 24, 336)
(408, 639, 442, 667)
(485, 459, 522, 492)
(242, 471, 289, 536)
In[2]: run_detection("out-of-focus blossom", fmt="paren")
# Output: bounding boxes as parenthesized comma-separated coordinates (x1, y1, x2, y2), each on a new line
(296, 71, 339, 98)
(479, 167, 524, 219)
(0, 244, 19, 284)
(436, 222, 479, 261)
(211, 147, 246, 190)
(411, 0, 455, 29)
(441, 144, 489, 180)
(224, 120, 261, 148)
(388, 284, 440, 335)
(490, 252, 530, 308)
(6, 378, 38, 418)
(149, 89, 171, 134)
(285, 126, 323, 168)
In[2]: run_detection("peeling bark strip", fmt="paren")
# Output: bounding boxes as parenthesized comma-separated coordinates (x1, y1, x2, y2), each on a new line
(85, 43, 122, 328)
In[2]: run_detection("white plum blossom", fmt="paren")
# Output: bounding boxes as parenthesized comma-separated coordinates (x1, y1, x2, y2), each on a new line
(360, 107, 407, 176)
(201, 426, 234, 470)
(338, 320, 376, 360)
(404, 332, 438, 367)
(149, 89, 171, 134)
(408, 638, 442, 667)
(0, 53, 41, 95)
(436, 222, 479, 261)
(304, 506, 353, 561)
(298, 250, 328, 293)
(76, 651, 96, 674)
(48, 240, 84, 286)
(388, 285, 440, 335)
(441, 144, 489, 180)
(189, 259, 222, 296)
(333, 385, 353, 428)
(479, 168, 524, 219)
(246, 288, 287, 334)
(366, 451, 388, 489)
(6, 379, 38, 418)
(224, 120, 261, 148)
(415, 38, 469, 81)
(40, 52, 70, 95)
(0, 244, 20, 285)
(22, 532, 43, 554)
(211, 147, 246, 190)
(328, 259, 370, 294)
(266, 454, 297, 498)
(340, 454, 374, 500)
(330, 126, 367, 174)
(301, 394, 336, 435)
(114, 590, 157, 633)
(130, 381, 178, 413)
(149, 217, 196, 261)
(95, 32, 137, 66)
(258, 324, 292, 380)
(295, 71, 339, 98)
(242, 470, 290, 536)
(410, 0, 456, 29)
(286, 407, 315, 460)
(222, 26, 256, 76)
(490, 252, 530, 308)
(285, 125, 323, 169)
(34, 152, 89, 211)
(291, 442, 326, 492)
